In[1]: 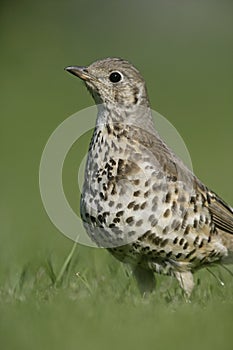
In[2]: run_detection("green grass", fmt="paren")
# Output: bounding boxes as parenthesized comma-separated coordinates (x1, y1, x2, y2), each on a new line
(0, 243, 233, 350)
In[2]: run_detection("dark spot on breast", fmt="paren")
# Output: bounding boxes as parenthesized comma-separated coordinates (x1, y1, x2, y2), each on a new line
(100, 192, 104, 200)
(174, 223, 181, 231)
(116, 210, 124, 217)
(133, 179, 140, 185)
(146, 229, 153, 236)
(117, 159, 124, 172)
(114, 124, 121, 132)
(103, 184, 108, 191)
(127, 201, 135, 209)
(128, 230, 136, 236)
(111, 184, 117, 195)
(98, 214, 103, 223)
(126, 216, 134, 224)
(90, 216, 96, 223)
(151, 219, 158, 227)
(133, 190, 140, 197)
(106, 124, 111, 134)
(153, 237, 161, 245)
(181, 212, 188, 228)
(199, 215, 204, 223)
(165, 192, 172, 203)
(162, 226, 169, 234)
(144, 180, 151, 187)
(113, 217, 120, 224)
(194, 236, 199, 246)
(105, 163, 113, 170)
(116, 203, 123, 209)
(140, 202, 147, 209)
(176, 253, 182, 259)
(167, 175, 177, 182)
(179, 238, 184, 246)
(171, 201, 177, 212)
(133, 204, 140, 211)
(149, 214, 155, 222)
(107, 173, 114, 181)
(160, 238, 169, 247)
(193, 219, 198, 229)
(136, 220, 143, 226)
(163, 209, 170, 218)
(149, 215, 158, 227)
(184, 225, 190, 235)
(142, 246, 151, 253)
(173, 237, 178, 244)
(183, 242, 189, 250)
(199, 239, 205, 248)
(190, 196, 196, 204)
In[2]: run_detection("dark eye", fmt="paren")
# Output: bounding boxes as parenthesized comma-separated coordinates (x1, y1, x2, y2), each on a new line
(109, 71, 122, 83)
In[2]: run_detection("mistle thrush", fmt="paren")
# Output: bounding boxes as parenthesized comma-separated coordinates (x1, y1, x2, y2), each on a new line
(65, 58, 233, 297)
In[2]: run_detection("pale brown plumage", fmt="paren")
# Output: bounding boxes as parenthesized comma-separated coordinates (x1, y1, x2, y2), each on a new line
(65, 57, 233, 297)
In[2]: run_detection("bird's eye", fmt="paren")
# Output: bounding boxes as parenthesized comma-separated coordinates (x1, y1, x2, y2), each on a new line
(109, 71, 122, 83)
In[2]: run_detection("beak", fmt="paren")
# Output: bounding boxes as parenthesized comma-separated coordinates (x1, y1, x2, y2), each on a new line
(65, 66, 91, 81)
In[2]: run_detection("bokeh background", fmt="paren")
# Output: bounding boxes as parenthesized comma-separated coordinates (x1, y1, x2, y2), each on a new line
(1, 1, 233, 349)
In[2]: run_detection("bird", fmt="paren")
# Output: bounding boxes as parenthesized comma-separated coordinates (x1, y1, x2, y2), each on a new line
(65, 57, 233, 297)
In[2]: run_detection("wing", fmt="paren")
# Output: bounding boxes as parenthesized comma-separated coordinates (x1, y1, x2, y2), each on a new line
(128, 124, 197, 186)
(202, 190, 233, 235)
(129, 124, 233, 236)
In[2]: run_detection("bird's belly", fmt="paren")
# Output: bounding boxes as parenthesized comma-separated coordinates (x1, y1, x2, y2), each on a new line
(81, 164, 166, 247)
(80, 132, 227, 268)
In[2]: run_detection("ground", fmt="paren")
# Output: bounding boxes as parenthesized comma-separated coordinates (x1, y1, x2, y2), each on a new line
(0, 244, 233, 350)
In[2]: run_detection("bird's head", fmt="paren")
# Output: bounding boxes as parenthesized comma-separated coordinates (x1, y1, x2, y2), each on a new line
(65, 58, 149, 109)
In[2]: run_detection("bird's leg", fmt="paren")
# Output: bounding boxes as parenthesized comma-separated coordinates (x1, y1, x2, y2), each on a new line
(174, 271, 194, 300)
(133, 265, 156, 296)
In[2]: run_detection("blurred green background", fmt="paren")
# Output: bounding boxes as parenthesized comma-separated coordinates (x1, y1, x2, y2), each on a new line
(1, 1, 233, 349)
